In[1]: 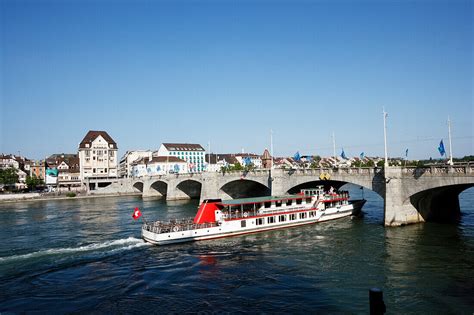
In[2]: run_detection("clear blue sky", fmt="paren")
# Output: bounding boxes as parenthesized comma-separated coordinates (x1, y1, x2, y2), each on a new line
(1, 0, 472, 160)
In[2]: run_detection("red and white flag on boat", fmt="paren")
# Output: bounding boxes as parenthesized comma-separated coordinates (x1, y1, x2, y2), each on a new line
(132, 207, 142, 220)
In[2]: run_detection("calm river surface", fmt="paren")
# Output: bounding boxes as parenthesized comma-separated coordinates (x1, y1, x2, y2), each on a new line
(0, 186, 473, 313)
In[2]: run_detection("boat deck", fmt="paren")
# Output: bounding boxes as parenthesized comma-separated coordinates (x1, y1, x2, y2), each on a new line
(143, 218, 218, 234)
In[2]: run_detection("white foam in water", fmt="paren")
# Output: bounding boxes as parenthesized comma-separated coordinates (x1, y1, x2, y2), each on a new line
(0, 237, 149, 263)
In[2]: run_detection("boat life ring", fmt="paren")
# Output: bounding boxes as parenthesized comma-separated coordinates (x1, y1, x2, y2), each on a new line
(173, 226, 179, 232)
(243, 212, 249, 218)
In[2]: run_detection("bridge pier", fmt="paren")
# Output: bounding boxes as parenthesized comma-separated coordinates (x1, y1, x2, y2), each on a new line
(384, 167, 425, 226)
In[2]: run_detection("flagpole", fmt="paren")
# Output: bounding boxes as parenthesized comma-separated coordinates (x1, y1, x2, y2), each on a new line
(270, 129, 274, 169)
(332, 132, 336, 165)
(447, 116, 453, 165)
(383, 108, 388, 168)
(208, 140, 211, 164)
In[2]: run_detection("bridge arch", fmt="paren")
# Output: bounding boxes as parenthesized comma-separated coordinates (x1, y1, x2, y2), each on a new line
(219, 179, 271, 199)
(175, 179, 202, 199)
(280, 173, 384, 198)
(132, 181, 144, 193)
(408, 183, 474, 223)
(287, 179, 358, 194)
(149, 180, 168, 198)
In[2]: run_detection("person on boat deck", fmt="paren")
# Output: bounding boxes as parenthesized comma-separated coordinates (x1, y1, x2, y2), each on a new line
(329, 186, 335, 193)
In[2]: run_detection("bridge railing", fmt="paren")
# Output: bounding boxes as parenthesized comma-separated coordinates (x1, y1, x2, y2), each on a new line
(220, 169, 272, 176)
(401, 165, 472, 176)
(282, 167, 383, 176)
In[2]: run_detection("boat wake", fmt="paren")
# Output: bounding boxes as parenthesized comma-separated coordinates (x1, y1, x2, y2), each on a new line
(0, 237, 148, 264)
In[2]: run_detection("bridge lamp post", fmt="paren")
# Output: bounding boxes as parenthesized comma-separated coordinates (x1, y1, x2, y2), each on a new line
(448, 117, 453, 165)
(383, 108, 389, 168)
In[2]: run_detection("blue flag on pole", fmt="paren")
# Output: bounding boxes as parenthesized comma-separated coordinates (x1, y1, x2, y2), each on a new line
(360, 152, 365, 159)
(293, 151, 301, 162)
(405, 149, 408, 158)
(243, 156, 251, 166)
(341, 148, 347, 159)
(438, 140, 446, 156)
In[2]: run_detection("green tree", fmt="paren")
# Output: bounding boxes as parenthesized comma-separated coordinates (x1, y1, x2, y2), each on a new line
(0, 167, 19, 189)
(230, 163, 243, 171)
(26, 175, 44, 191)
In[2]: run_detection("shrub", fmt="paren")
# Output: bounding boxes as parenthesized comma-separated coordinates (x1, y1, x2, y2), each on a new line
(66, 192, 76, 198)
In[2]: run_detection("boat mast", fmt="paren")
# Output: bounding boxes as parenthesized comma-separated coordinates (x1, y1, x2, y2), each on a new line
(383, 108, 388, 168)
(448, 116, 453, 165)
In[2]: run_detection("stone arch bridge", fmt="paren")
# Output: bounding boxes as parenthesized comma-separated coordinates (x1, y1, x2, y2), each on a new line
(96, 165, 473, 227)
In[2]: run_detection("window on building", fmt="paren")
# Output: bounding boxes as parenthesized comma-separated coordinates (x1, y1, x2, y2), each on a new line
(85, 150, 90, 157)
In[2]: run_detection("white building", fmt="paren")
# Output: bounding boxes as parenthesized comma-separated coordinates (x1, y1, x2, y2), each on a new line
(131, 156, 188, 177)
(0, 154, 20, 169)
(156, 143, 206, 173)
(78, 130, 118, 180)
(234, 153, 263, 168)
(119, 150, 153, 178)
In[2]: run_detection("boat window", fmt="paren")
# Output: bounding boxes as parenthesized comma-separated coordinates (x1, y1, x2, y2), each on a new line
(296, 199, 302, 205)
(267, 216, 275, 224)
(286, 200, 292, 206)
(309, 211, 315, 217)
(241, 220, 246, 228)
(300, 212, 307, 219)
(264, 202, 271, 208)
(256, 218, 264, 225)
(279, 215, 286, 222)
(306, 198, 312, 203)
(289, 214, 296, 220)
(275, 201, 282, 207)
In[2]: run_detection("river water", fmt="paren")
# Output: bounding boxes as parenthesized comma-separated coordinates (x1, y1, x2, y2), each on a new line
(0, 186, 473, 313)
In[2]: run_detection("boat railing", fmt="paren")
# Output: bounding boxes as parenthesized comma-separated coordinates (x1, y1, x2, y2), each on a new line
(142, 218, 218, 234)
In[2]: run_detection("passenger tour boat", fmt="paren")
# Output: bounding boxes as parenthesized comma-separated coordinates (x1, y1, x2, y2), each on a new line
(141, 186, 366, 245)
